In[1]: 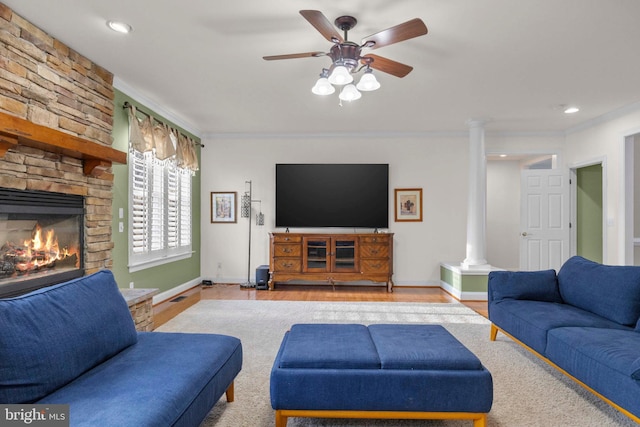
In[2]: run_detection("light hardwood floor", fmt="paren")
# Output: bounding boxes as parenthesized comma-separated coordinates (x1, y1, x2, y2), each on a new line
(154, 284, 488, 328)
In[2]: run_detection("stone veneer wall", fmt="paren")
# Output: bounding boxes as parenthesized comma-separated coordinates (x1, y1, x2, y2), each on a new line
(0, 4, 116, 274)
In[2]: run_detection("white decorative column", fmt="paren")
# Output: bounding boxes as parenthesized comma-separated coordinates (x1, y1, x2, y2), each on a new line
(462, 119, 490, 270)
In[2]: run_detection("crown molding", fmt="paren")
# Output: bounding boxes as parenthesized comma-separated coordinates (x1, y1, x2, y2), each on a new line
(113, 76, 202, 138)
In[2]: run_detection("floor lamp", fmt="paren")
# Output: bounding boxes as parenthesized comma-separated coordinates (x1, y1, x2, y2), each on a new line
(240, 180, 263, 288)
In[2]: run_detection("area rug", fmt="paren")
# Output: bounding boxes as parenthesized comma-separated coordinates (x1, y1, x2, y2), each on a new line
(156, 300, 635, 427)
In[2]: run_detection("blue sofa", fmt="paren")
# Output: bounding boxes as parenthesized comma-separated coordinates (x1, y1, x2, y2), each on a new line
(488, 256, 640, 423)
(0, 270, 243, 427)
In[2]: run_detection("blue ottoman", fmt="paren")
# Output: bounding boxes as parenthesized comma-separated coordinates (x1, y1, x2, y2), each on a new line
(270, 324, 493, 427)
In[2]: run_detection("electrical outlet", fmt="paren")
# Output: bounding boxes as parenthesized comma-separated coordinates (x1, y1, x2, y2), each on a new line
(217, 262, 222, 269)
(129, 281, 134, 289)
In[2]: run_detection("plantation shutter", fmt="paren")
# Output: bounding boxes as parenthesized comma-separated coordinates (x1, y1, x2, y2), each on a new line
(149, 159, 165, 252)
(179, 171, 192, 247)
(167, 166, 179, 249)
(131, 150, 149, 255)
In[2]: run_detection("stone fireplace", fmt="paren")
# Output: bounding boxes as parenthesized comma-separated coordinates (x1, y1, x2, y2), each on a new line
(0, 4, 125, 295)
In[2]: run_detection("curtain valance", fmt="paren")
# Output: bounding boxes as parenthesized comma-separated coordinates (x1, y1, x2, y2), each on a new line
(126, 103, 199, 172)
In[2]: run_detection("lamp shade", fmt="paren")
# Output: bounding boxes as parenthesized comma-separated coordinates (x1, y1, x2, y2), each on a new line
(311, 77, 335, 95)
(328, 65, 353, 85)
(338, 84, 362, 101)
(241, 193, 251, 218)
(356, 72, 381, 91)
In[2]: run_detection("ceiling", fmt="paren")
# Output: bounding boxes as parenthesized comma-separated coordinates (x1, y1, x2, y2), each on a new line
(4, 0, 640, 137)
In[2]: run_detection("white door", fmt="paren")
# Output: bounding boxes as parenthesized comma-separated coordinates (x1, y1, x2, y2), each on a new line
(520, 169, 570, 272)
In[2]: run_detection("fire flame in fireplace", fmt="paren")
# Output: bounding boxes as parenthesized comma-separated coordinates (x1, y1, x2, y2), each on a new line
(1, 224, 79, 276)
(25, 225, 60, 268)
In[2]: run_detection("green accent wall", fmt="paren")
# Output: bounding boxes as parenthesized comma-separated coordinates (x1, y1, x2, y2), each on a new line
(440, 265, 489, 293)
(576, 164, 603, 263)
(110, 89, 201, 293)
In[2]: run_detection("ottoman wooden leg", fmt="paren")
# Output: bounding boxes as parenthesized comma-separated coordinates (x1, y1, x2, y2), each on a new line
(275, 410, 288, 427)
(474, 413, 487, 427)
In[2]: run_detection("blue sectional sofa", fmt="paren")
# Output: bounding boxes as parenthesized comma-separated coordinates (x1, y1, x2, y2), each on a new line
(0, 270, 243, 427)
(488, 256, 640, 423)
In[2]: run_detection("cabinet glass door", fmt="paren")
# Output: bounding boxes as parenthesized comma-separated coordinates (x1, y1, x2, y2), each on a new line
(304, 239, 329, 272)
(332, 239, 358, 272)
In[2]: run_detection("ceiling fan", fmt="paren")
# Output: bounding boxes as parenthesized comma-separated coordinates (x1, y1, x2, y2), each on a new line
(263, 10, 428, 100)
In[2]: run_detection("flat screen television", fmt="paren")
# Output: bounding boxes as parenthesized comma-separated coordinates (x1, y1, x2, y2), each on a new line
(275, 163, 389, 229)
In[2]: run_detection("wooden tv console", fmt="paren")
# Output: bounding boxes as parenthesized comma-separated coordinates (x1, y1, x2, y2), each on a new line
(269, 232, 394, 292)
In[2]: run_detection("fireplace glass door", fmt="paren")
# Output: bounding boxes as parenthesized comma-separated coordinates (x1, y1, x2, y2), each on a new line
(0, 189, 84, 298)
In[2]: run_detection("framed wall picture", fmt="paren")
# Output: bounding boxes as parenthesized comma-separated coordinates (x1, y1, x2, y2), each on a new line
(394, 188, 423, 222)
(211, 191, 237, 223)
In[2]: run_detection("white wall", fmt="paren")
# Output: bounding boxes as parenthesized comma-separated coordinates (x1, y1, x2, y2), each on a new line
(199, 130, 572, 284)
(487, 160, 521, 270)
(200, 134, 470, 285)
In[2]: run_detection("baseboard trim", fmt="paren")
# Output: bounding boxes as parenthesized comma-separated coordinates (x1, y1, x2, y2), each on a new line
(439, 280, 488, 301)
(153, 277, 202, 305)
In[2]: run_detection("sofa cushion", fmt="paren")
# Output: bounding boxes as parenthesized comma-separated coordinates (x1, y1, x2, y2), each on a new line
(278, 324, 380, 369)
(368, 324, 482, 370)
(0, 270, 138, 403)
(546, 327, 640, 417)
(557, 256, 640, 326)
(488, 269, 562, 303)
(37, 332, 243, 427)
(489, 299, 629, 355)
(631, 357, 640, 380)
(547, 327, 640, 378)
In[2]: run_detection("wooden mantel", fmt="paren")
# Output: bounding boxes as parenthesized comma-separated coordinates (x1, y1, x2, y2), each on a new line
(0, 111, 126, 175)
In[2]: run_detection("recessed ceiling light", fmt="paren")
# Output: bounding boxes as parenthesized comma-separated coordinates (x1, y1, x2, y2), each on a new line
(107, 20, 132, 34)
(499, 154, 507, 158)
(564, 106, 580, 114)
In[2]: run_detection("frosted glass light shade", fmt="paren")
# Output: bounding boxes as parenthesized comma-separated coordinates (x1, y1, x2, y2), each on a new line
(107, 20, 132, 33)
(328, 65, 353, 85)
(311, 77, 335, 95)
(356, 72, 380, 91)
(338, 84, 362, 101)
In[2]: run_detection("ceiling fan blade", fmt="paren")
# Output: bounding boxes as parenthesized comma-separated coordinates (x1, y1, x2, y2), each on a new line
(361, 54, 413, 78)
(361, 18, 427, 50)
(299, 10, 344, 43)
(263, 52, 325, 61)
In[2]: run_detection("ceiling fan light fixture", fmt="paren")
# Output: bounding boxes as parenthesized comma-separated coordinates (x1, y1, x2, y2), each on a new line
(356, 70, 380, 91)
(338, 84, 361, 102)
(328, 65, 353, 85)
(311, 77, 335, 95)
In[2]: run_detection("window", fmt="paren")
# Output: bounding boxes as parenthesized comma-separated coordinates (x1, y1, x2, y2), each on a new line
(128, 149, 193, 272)
(126, 104, 198, 272)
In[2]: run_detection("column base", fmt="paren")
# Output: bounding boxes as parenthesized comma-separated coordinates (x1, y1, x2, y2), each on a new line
(440, 262, 504, 301)
(460, 261, 492, 271)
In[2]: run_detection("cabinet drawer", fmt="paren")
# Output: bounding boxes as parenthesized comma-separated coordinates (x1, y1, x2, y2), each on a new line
(360, 235, 390, 244)
(360, 244, 389, 258)
(361, 259, 390, 274)
(273, 244, 301, 257)
(273, 258, 302, 272)
(272, 235, 302, 243)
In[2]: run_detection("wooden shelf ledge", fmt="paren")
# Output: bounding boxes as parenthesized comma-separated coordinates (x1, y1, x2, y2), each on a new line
(0, 111, 126, 175)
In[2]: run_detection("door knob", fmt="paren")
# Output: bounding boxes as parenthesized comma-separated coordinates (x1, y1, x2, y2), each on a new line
(521, 232, 528, 237)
